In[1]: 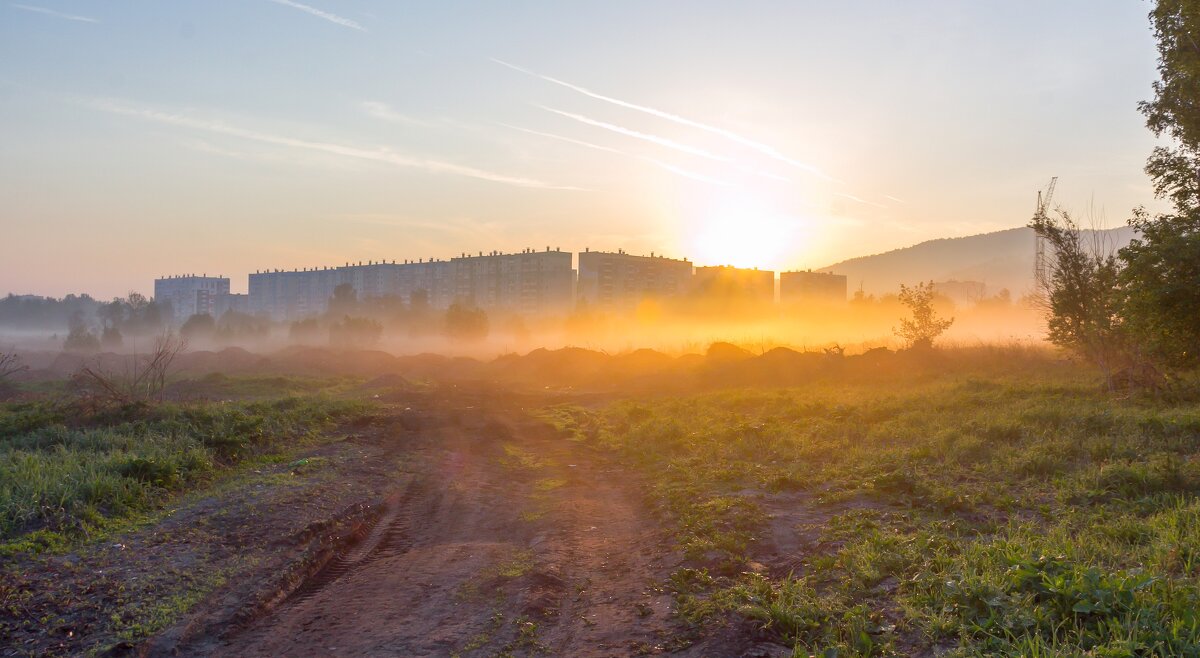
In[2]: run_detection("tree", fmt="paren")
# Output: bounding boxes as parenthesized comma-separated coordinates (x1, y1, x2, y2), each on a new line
(1118, 207, 1200, 368)
(101, 325, 124, 349)
(1141, 1, 1200, 213)
(444, 303, 489, 342)
(180, 313, 216, 342)
(215, 311, 269, 343)
(289, 317, 322, 343)
(329, 284, 358, 316)
(894, 281, 953, 350)
(329, 316, 382, 348)
(1031, 211, 1129, 382)
(63, 311, 100, 353)
(73, 333, 186, 406)
(0, 351, 27, 381)
(1117, 1, 1200, 371)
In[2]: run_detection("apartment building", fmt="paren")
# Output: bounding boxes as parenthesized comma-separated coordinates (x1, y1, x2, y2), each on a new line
(154, 275, 230, 324)
(576, 249, 693, 308)
(779, 270, 848, 304)
(692, 265, 775, 303)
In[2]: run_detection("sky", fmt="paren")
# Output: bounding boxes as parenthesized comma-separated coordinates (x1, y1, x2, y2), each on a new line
(0, 1, 1168, 298)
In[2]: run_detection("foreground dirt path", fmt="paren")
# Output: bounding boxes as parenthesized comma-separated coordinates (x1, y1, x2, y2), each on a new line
(164, 395, 717, 657)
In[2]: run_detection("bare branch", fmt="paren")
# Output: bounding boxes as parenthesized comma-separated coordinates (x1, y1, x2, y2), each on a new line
(0, 351, 28, 381)
(71, 332, 187, 406)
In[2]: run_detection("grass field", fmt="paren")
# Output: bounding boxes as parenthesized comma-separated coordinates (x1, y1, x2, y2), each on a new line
(0, 391, 373, 553)
(544, 370, 1200, 657)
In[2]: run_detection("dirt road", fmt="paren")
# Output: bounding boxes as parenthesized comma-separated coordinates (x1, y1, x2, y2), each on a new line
(163, 397, 720, 657)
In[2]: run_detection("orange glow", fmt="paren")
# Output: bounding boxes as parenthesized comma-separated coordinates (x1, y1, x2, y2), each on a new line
(690, 194, 811, 269)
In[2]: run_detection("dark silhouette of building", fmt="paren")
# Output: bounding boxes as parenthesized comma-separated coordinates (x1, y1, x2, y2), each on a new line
(779, 270, 848, 304)
(576, 249, 693, 308)
(691, 265, 775, 303)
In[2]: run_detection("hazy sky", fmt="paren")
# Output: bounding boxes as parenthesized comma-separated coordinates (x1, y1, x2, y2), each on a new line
(0, 1, 1167, 297)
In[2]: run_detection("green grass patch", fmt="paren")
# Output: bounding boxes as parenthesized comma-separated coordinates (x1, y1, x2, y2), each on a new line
(0, 395, 374, 549)
(565, 372, 1200, 656)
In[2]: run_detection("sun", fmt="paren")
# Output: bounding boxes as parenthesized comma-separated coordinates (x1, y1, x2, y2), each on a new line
(690, 194, 809, 270)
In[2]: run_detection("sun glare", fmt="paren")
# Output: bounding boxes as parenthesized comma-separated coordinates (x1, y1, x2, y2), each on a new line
(690, 194, 809, 270)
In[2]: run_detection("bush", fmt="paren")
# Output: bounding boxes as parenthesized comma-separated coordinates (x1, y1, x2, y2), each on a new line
(894, 281, 953, 349)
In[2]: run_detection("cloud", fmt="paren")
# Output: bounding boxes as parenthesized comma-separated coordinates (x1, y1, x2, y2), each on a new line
(493, 58, 830, 180)
(500, 123, 729, 186)
(87, 98, 580, 190)
(265, 0, 365, 31)
(11, 3, 97, 22)
(539, 105, 731, 163)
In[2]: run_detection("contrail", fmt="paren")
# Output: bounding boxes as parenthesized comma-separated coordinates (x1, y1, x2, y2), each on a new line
(493, 57, 830, 179)
(361, 101, 432, 127)
(642, 157, 730, 186)
(88, 99, 580, 190)
(265, 0, 365, 31)
(500, 123, 729, 185)
(539, 105, 731, 163)
(834, 192, 888, 209)
(884, 194, 907, 204)
(499, 123, 624, 155)
(11, 3, 97, 22)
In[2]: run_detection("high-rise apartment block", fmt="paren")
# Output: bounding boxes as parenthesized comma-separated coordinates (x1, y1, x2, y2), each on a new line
(153, 275, 230, 324)
(452, 248, 573, 315)
(248, 260, 455, 320)
(779, 270, 848, 304)
(156, 248, 859, 325)
(576, 250, 693, 308)
(692, 265, 776, 303)
(245, 250, 573, 320)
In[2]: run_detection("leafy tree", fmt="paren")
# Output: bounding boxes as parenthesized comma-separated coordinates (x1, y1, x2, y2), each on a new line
(289, 317, 322, 343)
(1117, 1, 1200, 370)
(180, 313, 216, 341)
(444, 303, 489, 342)
(329, 315, 382, 348)
(216, 311, 269, 342)
(894, 281, 953, 350)
(1119, 207, 1200, 368)
(329, 283, 358, 316)
(1031, 211, 1128, 382)
(101, 325, 123, 350)
(63, 311, 100, 353)
(1141, 0, 1200, 212)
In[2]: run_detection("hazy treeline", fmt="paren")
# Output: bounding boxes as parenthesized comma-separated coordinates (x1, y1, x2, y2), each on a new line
(1, 292, 172, 351)
(1, 282, 1040, 356)
(176, 283, 492, 351)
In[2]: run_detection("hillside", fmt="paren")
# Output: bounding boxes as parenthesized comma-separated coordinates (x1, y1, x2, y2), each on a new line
(820, 225, 1137, 297)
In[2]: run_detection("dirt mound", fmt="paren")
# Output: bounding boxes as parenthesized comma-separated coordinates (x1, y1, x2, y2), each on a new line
(486, 347, 612, 387)
(175, 347, 271, 376)
(706, 341, 755, 363)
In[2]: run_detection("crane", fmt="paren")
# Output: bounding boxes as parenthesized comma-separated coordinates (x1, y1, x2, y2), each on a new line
(1033, 176, 1058, 285)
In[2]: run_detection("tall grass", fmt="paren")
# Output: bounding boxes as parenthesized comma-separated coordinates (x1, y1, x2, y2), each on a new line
(0, 396, 372, 546)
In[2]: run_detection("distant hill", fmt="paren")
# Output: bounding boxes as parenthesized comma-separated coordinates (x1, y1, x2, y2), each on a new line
(820, 226, 1137, 297)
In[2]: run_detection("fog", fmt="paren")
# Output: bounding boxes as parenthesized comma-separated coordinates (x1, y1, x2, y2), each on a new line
(0, 292, 1048, 363)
